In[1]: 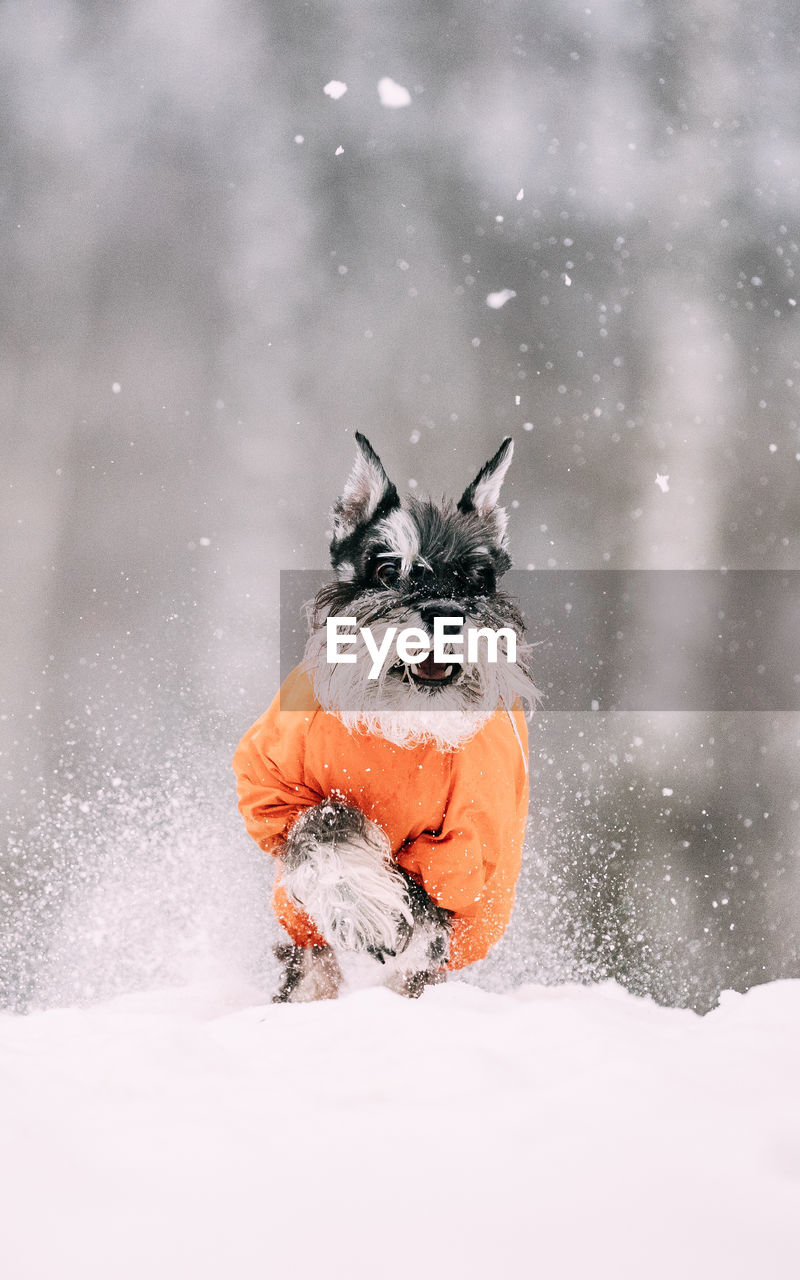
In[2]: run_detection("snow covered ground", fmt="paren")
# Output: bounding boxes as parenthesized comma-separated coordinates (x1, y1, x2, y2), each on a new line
(2, 978, 799, 1280)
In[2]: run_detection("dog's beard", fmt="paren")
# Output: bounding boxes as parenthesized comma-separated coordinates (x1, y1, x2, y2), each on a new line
(303, 597, 539, 750)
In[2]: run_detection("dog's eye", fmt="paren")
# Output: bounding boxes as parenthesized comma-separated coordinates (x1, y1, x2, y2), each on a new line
(374, 561, 401, 587)
(470, 565, 495, 594)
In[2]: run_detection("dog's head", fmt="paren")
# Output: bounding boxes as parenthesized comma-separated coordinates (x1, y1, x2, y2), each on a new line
(303, 433, 538, 747)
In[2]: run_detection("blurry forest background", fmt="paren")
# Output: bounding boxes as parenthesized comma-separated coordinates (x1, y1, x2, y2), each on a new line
(2, 0, 799, 1010)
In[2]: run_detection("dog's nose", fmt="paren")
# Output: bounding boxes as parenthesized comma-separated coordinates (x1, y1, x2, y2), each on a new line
(418, 601, 464, 632)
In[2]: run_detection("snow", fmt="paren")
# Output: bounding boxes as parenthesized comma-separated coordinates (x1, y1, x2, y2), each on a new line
(323, 80, 347, 99)
(655, 472, 670, 492)
(377, 76, 412, 108)
(2, 977, 798, 1279)
(486, 288, 517, 309)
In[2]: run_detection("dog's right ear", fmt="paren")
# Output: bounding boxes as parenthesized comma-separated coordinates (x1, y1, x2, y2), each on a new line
(331, 433, 400, 550)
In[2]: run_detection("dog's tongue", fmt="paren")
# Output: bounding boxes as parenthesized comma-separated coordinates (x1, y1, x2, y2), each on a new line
(414, 653, 451, 681)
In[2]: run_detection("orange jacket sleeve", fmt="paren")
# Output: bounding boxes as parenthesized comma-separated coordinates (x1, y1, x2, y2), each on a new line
(232, 670, 323, 856)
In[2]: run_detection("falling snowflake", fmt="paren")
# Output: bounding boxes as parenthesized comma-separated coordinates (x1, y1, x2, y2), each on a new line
(378, 77, 411, 107)
(655, 474, 670, 493)
(323, 80, 348, 99)
(486, 289, 517, 309)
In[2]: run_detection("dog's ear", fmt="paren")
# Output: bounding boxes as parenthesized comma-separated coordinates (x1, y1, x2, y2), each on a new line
(331, 433, 400, 550)
(457, 437, 514, 544)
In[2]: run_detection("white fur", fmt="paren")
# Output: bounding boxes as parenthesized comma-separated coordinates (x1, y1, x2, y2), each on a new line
(373, 508, 419, 573)
(304, 608, 539, 749)
(333, 449, 391, 541)
(282, 810, 413, 953)
(471, 439, 513, 516)
(490, 504, 509, 546)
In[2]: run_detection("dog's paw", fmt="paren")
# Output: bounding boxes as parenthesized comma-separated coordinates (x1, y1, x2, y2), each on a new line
(282, 797, 413, 955)
(272, 943, 342, 1004)
(393, 866, 453, 972)
(283, 796, 384, 856)
(386, 965, 448, 999)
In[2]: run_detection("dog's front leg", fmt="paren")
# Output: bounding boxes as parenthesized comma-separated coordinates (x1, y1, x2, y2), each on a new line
(281, 797, 413, 957)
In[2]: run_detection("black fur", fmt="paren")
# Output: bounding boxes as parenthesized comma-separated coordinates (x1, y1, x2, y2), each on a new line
(392, 864, 454, 964)
(271, 943, 311, 1003)
(330, 495, 512, 587)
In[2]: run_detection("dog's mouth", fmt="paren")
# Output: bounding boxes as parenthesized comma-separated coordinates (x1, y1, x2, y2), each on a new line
(399, 653, 459, 688)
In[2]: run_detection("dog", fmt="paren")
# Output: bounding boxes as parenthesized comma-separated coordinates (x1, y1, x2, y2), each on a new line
(233, 434, 538, 1000)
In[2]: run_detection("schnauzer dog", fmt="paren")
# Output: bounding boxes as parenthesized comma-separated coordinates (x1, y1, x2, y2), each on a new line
(233, 434, 537, 1001)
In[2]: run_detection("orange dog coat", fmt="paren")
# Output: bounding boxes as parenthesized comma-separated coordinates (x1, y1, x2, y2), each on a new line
(233, 665, 529, 970)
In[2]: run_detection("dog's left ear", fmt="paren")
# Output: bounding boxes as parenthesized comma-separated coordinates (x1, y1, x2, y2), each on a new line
(457, 437, 514, 544)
